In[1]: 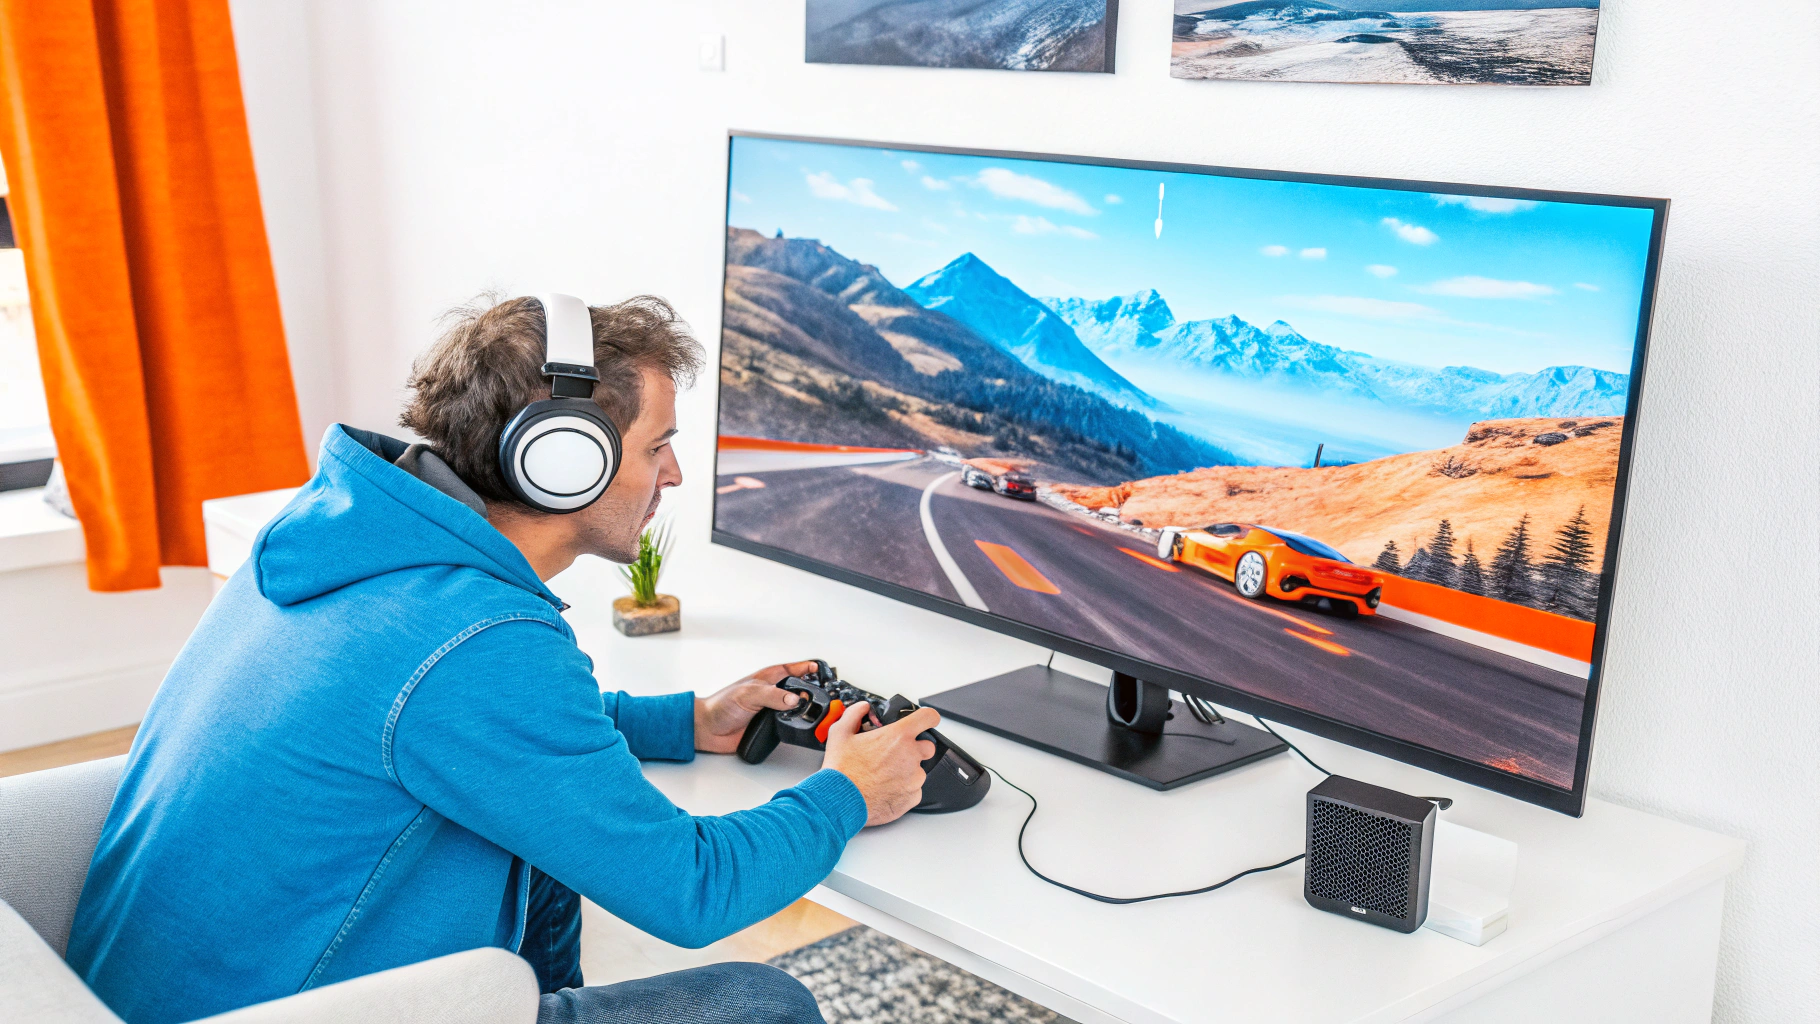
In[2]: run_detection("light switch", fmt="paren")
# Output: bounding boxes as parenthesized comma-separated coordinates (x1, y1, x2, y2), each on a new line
(698, 34, 725, 72)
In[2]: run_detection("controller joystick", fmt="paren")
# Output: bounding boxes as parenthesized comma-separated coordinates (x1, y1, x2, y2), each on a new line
(735, 661, 991, 814)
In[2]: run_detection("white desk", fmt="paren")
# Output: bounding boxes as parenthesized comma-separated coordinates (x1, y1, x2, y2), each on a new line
(201, 493, 1745, 1023)
(561, 540, 1744, 1024)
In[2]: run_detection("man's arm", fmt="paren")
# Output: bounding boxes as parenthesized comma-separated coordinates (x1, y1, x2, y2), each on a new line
(600, 690, 695, 761)
(389, 620, 867, 949)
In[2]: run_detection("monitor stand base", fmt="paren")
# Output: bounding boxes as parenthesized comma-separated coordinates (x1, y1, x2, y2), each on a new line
(922, 665, 1287, 791)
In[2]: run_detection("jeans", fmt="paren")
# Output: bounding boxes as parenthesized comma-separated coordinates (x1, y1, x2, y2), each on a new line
(522, 868, 825, 1024)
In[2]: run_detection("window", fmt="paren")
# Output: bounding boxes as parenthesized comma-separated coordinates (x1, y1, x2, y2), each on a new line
(0, 166, 56, 492)
(1271, 529, 1352, 564)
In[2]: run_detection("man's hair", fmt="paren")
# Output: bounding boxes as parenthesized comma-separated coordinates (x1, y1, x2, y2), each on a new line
(400, 294, 704, 507)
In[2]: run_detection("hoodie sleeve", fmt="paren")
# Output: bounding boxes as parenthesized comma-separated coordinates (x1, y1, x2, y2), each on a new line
(388, 618, 867, 949)
(600, 690, 696, 762)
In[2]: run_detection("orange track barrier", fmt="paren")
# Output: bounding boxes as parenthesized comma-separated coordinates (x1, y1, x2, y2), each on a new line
(1379, 575, 1594, 662)
(716, 434, 920, 454)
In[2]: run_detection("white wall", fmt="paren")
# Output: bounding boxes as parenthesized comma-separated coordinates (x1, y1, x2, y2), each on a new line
(230, 2, 1818, 1019)
(0, 564, 214, 750)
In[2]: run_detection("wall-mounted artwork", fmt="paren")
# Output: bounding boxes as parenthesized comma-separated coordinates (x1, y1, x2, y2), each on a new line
(808, 0, 1119, 73)
(1172, 1, 1599, 86)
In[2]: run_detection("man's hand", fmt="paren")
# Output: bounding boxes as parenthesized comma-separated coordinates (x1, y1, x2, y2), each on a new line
(693, 661, 816, 754)
(822, 703, 941, 827)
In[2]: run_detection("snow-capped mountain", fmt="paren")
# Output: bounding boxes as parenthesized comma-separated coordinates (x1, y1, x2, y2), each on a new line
(1046, 288, 1631, 419)
(906, 255, 1155, 409)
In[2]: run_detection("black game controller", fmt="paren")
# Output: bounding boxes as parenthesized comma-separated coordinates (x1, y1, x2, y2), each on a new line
(736, 661, 991, 814)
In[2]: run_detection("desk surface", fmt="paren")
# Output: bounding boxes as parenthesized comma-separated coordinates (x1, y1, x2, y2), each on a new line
(557, 539, 1745, 1024)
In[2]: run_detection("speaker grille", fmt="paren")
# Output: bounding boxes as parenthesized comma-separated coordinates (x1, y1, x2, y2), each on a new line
(1307, 798, 1414, 918)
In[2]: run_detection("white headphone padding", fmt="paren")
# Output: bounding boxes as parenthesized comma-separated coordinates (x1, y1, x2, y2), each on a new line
(509, 414, 614, 511)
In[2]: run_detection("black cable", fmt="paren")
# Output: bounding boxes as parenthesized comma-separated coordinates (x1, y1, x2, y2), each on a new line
(1252, 716, 1332, 777)
(987, 767, 1305, 905)
(1251, 717, 1453, 808)
(1045, 649, 1056, 670)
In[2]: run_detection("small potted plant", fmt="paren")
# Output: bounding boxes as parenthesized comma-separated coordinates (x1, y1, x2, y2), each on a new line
(612, 521, 681, 636)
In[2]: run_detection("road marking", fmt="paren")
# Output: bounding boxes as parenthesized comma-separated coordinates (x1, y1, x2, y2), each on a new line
(1118, 547, 1180, 573)
(919, 473, 988, 611)
(1284, 628, 1350, 656)
(974, 541, 1061, 595)
(715, 476, 766, 495)
(1201, 583, 1334, 635)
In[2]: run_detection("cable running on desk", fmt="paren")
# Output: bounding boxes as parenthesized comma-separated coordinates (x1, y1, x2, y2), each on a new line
(987, 767, 1306, 905)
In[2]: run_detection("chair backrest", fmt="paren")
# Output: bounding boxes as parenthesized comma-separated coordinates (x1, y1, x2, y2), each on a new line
(0, 756, 126, 956)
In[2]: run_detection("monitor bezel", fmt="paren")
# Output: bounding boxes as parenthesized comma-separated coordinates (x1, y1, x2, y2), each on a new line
(713, 130, 1670, 817)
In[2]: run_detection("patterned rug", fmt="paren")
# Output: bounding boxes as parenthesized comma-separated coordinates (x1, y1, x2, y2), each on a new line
(769, 925, 1077, 1024)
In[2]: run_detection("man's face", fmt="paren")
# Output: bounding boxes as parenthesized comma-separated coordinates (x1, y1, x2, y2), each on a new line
(576, 368, 681, 564)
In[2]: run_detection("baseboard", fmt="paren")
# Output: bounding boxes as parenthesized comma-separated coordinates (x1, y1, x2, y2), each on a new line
(0, 660, 168, 752)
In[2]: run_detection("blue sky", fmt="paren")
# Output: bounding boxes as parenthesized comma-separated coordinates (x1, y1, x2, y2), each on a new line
(727, 137, 1657, 376)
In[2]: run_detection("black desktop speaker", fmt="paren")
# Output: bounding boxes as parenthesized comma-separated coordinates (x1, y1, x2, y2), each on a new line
(1304, 776, 1436, 933)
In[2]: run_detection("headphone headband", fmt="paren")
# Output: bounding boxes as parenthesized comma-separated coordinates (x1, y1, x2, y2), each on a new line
(536, 293, 599, 399)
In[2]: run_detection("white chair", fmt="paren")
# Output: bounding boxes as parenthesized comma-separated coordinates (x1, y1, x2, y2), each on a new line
(0, 756, 539, 1024)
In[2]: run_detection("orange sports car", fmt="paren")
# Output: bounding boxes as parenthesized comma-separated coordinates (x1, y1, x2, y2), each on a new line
(1156, 523, 1384, 618)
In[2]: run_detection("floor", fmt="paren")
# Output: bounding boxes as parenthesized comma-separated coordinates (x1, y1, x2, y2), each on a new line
(0, 726, 856, 983)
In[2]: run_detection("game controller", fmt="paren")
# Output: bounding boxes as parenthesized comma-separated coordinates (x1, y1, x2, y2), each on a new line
(736, 661, 991, 814)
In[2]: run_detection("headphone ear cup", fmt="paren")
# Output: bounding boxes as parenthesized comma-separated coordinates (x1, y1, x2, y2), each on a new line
(497, 399, 621, 513)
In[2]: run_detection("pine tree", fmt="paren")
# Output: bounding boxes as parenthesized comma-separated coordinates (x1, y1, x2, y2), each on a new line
(1374, 540, 1402, 575)
(1541, 506, 1599, 619)
(1458, 540, 1486, 596)
(1487, 514, 1536, 607)
(1405, 545, 1432, 582)
(1421, 519, 1459, 590)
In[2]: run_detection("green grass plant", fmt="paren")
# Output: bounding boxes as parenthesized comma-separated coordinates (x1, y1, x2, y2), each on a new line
(619, 520, 673, 607)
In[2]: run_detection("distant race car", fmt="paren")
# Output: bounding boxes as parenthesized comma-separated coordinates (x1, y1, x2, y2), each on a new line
(992, 471, 1038, 501)
(960, 466, 1038, 501)
(1156, 523, 1383, 618)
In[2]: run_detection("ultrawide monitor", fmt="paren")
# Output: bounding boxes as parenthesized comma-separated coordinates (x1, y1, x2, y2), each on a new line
(712, 131, 1665, 815)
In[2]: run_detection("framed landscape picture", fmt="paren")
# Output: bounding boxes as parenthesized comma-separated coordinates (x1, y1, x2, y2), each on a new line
(808, 0, 1119, 73)
(1172, 1, 1600, 86)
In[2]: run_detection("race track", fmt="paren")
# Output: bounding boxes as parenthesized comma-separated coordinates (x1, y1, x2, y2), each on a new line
(715, 454, 1589, 788)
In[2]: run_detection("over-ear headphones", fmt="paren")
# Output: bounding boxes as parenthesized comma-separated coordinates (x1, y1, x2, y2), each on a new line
(496, 293, 622, 514)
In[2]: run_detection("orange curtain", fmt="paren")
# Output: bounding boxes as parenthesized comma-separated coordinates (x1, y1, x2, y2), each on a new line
(0, 0, 307, 591)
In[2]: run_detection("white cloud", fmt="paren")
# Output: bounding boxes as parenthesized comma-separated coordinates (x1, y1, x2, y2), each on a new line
(1300, 247, 1327, 260)
(1104, 194, 1124, 205)
(1574, 281, 1600, 291)
(1298, 295, 1440, 319)
(1382, 217, 1439, 245)
(1432, 194, 1539, 214)
(920, 175, 951, 191)
(805, 171, 897, 211)
(972, 167, 1095, 214)
(729, 189, 751, 203)
(1260, 245, 1290, 257)
(1365, 264, 1397, 278)
(1422, 276, 1557, 299)
(1011, 215, 1097, 240)
(900, 159, 921, 172)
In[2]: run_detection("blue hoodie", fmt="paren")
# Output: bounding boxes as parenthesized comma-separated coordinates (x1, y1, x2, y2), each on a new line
(64, 426, 867, 1024)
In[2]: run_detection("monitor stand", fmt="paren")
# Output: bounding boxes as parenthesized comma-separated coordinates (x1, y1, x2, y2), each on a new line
(923, 665, 1287, 791)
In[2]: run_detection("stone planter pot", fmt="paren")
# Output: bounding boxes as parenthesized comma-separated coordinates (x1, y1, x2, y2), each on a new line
(612, 594, 680, 637)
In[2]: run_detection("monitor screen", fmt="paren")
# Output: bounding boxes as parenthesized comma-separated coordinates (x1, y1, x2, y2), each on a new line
(713, 132, 1665, 814)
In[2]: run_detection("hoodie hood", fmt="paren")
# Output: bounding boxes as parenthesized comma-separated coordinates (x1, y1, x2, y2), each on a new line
(252, 425, 557, 609)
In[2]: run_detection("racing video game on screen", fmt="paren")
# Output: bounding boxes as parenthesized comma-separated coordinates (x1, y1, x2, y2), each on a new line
(714, 136, 1656, 791)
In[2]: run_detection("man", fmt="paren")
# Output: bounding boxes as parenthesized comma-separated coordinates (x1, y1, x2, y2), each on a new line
(65, 295, 940, 1024)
